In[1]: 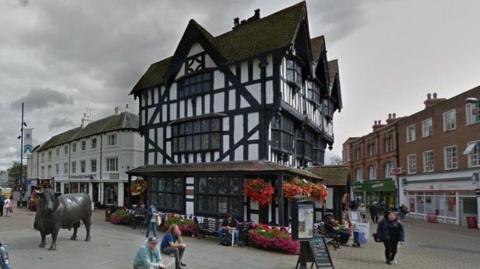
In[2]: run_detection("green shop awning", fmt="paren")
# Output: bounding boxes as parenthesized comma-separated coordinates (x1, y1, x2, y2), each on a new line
(352, 179, 396, 192)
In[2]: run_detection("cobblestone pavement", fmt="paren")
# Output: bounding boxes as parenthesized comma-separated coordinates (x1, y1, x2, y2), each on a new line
(1, 209, 479, 268)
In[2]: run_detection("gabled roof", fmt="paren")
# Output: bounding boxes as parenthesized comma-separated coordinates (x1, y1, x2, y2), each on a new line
(308, 165, 350, 186)
(310, 36, 325, 61)
(131, 2, 307, 94)
(328, 59, 343, 111)
(37, 112, 139, 152)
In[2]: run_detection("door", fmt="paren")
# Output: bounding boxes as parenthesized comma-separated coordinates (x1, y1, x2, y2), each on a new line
(92, 183, 99, 204)
(460, 197, 477, 226)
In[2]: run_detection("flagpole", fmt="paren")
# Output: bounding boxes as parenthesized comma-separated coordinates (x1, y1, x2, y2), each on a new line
(20, 102, 24, 188)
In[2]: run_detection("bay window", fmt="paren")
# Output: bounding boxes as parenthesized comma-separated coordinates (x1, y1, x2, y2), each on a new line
(150, 177, 185, 212)
(195, 176, 243, 217)
(271, 115, 294, 153)
(285, 59, 302, 88)
(172, 117, 221, 153)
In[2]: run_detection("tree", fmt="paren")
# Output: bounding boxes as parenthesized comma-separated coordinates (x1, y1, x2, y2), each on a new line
(7, 161, 23, 184)
(329, 155, 343, 165)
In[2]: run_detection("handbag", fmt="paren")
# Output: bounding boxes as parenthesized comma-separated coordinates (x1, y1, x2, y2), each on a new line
(155, 215, 162, 226)
(373, 233, 382, 243)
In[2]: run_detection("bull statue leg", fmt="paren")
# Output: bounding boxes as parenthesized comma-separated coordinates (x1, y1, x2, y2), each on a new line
(82, 217, 91, 242)
(71, 222, 80, 240)
(39, 232, 47, 248)
(49, 225, 61, 251)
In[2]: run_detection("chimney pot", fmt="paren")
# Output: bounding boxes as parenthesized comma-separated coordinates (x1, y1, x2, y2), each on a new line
(254, 8, 260, 18)
(433, 92, 437, 99)
(393, 113, 396, 118)
(233, 17, 239, 27)
(388, 113, 392, 119)
(427, 93, 431, 100)
(114, 107, 119, 115)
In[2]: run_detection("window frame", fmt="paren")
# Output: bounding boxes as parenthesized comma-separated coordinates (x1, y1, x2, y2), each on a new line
(171, 117, 222, 154)
(423, 150, 434, 173)
(106, 157, 118, 172)
(443, 145, 458, 170)
(177, 71, 213, 100)
(422, 117, 433, 138)
(407, 154, 417, 174)
(91, 159, 97, 173)
(91, 138, 97, 149)
(149, 177, 185, 213)
(194, 176, 244, 218)
(443, 109, 457, 132)
(406, 124, 416, 143)
(467, 141, 480, 168)
(466, 102, 480, 125)
(271, 115, 295, 154)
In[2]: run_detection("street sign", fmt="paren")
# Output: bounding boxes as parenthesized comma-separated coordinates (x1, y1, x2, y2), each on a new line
(391, 167, 404, 175)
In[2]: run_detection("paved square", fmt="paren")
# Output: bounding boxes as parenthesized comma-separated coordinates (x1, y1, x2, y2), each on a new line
(1, 209, 480, 268)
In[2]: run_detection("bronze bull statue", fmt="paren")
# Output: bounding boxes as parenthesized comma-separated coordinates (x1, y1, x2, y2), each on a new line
(34, 188, 92, 250)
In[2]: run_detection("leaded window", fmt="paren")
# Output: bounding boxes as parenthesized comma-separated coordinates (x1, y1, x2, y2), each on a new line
(307, 81, 321, 104)
(178, 72, 213, 99)
(271, 115, 294, 153)
(150, 177, 185, 213)
(286, 59, 302, 88)
(172, 117, 221, 153)
(195, 177, 244, 218)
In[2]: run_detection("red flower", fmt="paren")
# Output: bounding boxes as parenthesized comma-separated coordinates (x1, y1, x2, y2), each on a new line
(245, 179, 275, 207)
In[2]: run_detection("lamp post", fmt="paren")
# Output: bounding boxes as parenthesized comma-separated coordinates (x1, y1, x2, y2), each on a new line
(465, 97, 480, 228)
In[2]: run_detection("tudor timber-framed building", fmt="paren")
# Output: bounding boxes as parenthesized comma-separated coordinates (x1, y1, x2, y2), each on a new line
(129, 2, 343, 225)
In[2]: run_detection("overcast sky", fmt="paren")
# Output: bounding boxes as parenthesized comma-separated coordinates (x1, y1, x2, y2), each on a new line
(1, 0, 479, 170)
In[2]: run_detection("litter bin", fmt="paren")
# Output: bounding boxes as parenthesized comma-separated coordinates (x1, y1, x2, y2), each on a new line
(466, 216, 478, 229)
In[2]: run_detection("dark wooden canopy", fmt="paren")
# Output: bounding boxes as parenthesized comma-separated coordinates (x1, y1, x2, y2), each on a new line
(128, 160, 322, 180)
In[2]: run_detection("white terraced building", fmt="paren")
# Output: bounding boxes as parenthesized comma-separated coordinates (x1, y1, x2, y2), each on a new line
(27, 109, 144, 207)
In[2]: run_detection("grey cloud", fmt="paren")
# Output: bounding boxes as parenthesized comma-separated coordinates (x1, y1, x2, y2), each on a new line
(48, 117, 75, 131)
(11, 88, 74, 111)
(309, 0, 371, 43)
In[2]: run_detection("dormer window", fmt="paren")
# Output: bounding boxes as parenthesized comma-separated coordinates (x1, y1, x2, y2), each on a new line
(178, 72, 213, 99)
(286, 59, 302, 89)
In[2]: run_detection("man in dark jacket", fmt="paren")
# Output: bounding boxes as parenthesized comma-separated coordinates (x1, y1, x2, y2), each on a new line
(369, 202, 379, 223)
(0, 194, 4, 217)
(377, 211, 405, 265)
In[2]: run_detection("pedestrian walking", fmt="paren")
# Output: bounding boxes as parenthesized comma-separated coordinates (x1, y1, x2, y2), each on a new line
(161, 224, 187, 269)
(145, 204, 159, 238)
(132, 237, 165, 269)
(377, 211, 405, 265)
(3, 197, 13, 217)
(0, 194, 4, 217)
(369, 202, 379, 224)
(0, 242, 11, 269)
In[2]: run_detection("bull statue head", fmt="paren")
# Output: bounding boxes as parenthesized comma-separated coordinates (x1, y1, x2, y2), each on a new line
(36, 188, 61, 214)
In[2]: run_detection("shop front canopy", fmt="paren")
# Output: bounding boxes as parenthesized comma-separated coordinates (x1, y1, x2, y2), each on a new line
(127, 160, 323, 180)
(352, 179, 397, 192)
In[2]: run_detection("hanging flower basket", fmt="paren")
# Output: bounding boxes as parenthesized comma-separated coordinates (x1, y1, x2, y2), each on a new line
(311, 183, 328, 201)
(282, 182, 304, 199)
(282, 178, 328, 201)
(245, 179, 275, 207)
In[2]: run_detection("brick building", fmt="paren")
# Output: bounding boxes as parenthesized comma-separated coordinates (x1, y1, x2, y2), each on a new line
(343, 114, 401, 208)
(398, 88, 480, 226)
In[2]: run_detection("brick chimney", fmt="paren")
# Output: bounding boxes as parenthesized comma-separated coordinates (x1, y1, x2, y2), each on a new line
(372, 120, 385, 131)
(233, 9, 261, 29)
(424, 92, 446, 108)
(386, 113, 398, 124)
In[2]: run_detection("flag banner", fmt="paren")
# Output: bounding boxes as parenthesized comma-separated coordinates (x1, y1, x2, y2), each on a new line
(24, 128, 33, 153)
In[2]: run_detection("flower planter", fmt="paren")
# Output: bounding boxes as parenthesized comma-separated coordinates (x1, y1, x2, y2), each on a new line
(248, 225, 300, 255)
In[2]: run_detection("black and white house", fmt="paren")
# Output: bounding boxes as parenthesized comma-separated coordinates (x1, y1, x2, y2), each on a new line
(128, 2, 342, 225)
